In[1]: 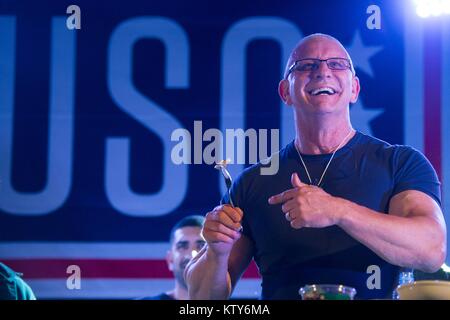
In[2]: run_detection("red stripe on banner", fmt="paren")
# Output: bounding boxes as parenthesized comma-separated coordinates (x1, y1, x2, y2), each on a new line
(424, 21, 442, 179)
(243, 260, 260, 278)
(3, 259, 260, 279)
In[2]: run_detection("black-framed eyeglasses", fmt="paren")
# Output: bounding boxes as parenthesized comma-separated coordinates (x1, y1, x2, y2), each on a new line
(285, 58, 354, 79)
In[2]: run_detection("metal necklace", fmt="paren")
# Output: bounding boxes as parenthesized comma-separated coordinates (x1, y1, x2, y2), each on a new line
(295, 129, 354, 187)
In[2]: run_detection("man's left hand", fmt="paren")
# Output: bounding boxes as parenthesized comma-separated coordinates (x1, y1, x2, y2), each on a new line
(268, 172, 343, 229)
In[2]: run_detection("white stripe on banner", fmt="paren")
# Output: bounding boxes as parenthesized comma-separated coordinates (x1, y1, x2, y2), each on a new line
(27, 279, 262, 299)
(442, 19, 450, 265)
(0, 242, 263, 299)
(404, 9, 424, 151)
(0, 242, 169, 259)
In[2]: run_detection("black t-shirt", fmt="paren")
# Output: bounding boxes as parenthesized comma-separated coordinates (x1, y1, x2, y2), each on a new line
(224, 131, 441, 300)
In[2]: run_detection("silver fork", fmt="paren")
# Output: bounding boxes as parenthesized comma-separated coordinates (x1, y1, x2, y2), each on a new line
(214, 160, 243, 233)
(214, 160, 235, 207)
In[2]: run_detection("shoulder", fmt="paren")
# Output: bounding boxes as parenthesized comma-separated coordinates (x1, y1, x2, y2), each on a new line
(137, 293, 174, 300)
(351, 133, 438, 185)
(353, 132, 396, 154)
(0, 263, 36, 300)
(0, 262, 16, 279)
(357, 134, 441, 205)
(354, 132, 427, 163)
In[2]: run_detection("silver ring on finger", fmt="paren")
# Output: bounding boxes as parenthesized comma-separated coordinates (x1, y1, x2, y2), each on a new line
(285, 211, 291, 221)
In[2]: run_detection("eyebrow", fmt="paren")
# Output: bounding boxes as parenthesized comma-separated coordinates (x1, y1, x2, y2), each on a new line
(294, 56, 349, 61)
(175, 239, 205, 246)
(286, 57, 353, 78)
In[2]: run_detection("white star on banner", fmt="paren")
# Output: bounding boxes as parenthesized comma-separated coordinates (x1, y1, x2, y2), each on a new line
(350, 99, 384, 135)
(346, 31, 383, 77)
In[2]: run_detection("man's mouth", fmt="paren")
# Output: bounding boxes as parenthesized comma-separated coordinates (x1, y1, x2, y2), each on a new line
(308, 87, 337, 96)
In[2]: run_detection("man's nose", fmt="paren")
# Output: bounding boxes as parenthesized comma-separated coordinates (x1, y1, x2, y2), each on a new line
(313, 61, 332, 79)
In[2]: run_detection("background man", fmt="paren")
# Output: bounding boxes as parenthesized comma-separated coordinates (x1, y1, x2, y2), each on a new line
(142, 215, 205, 300)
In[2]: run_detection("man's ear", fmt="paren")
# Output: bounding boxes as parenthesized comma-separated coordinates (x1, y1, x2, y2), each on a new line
(278, 79, 292, 106)
(350, 76, 360, 104)
(166, 250, 174, 272)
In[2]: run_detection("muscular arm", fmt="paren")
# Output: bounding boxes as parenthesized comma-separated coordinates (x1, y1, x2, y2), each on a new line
(336, 190, 447, 272)
(183, 245, 232, 300)
(184, 231, 254, 300)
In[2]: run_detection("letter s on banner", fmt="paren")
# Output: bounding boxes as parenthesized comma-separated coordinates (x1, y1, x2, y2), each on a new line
(106, 17, 189, 216)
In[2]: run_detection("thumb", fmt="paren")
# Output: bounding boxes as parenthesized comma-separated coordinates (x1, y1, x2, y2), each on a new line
(291, 172, 305, 188)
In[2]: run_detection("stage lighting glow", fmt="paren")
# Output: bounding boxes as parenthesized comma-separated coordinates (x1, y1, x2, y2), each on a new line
(414, 0, 450, 18)
(442, 263, 450, 273)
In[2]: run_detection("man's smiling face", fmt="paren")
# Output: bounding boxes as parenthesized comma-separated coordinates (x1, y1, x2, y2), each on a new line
(280, 36, 360, 115)
(166, 226, 206, 289)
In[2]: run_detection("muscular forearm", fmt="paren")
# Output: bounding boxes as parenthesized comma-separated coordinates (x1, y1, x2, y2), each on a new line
(336, 198, 446, 272)
(184, 246, 232, 300)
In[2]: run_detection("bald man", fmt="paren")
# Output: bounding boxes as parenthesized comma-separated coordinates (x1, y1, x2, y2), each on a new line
(185, 34, 447, 300)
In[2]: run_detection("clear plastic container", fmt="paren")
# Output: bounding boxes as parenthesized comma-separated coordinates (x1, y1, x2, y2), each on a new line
(393, 269, 415, 299)
(299, 284, 357, 300)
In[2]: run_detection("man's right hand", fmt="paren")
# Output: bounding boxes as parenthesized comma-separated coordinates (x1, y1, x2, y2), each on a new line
(202, 205, 243, 257)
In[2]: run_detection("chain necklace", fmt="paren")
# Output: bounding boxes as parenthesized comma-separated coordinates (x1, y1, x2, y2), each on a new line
(295, 129, 354, 187)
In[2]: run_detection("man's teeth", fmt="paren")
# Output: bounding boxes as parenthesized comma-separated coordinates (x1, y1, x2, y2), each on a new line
(310, 87, 336, 95)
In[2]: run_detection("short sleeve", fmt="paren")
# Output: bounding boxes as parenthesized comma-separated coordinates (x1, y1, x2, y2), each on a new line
(392, 146, 441, 206)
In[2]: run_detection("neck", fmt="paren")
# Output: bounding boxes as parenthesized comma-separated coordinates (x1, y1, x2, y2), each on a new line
(294, 109, 354, 155)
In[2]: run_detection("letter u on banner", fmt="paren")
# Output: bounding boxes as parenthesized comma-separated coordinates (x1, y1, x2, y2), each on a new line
(0, 17, 75, 215)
